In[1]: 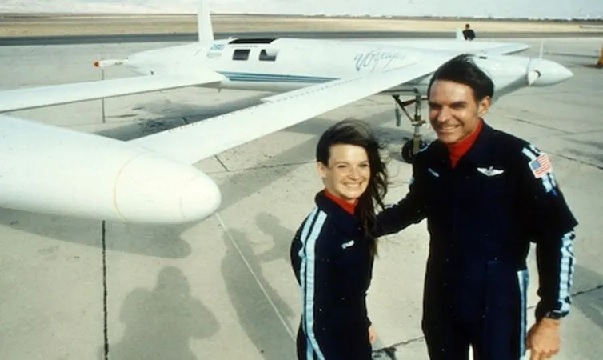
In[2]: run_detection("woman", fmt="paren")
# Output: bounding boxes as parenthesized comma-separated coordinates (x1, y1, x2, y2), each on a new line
(290, 119, 388, 360)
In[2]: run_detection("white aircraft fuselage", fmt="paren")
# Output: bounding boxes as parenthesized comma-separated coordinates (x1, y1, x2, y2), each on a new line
(125, 37, 571, 99)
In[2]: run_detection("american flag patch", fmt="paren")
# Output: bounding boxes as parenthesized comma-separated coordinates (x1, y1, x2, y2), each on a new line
(529, 153, 552, 178)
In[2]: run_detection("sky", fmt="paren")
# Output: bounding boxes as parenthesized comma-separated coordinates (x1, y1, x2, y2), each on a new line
(0, 0, 601, 19)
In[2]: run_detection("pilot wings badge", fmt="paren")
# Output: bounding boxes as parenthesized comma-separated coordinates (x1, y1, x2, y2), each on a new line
(477, 166, 505, 177)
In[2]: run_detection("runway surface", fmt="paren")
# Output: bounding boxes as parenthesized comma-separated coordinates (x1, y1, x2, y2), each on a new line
(1, 14, 602, 46)
(0, 31, 602, 359)
(2, 30, 603, 46)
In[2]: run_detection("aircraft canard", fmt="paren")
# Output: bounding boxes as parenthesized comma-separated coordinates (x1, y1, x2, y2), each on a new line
(0, 68, 225, 113)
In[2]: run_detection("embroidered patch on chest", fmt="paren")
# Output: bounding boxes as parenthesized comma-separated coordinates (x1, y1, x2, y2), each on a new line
(341, 240, 355, 249)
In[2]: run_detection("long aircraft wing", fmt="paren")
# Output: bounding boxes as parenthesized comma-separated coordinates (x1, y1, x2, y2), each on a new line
(131, 60, 440, 164)
(372, 40, 529, 57)
(478, 42, 530, 55)
(0, 68, 225, 112)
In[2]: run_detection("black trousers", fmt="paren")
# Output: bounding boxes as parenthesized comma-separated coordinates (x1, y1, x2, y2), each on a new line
(296, 322, 372, 360)
(422, 268, 529, 360)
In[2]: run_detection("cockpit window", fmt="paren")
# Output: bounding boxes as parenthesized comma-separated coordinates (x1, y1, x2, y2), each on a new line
(232, 49, 250, 61)
(259, 49, 277, 62)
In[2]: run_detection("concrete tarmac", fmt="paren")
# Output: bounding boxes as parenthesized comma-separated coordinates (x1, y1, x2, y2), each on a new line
(1, 14, 602, 46)
(3, 30, 603, 46)
(1, 14, 601, 37)
(0, 34, 602, 359)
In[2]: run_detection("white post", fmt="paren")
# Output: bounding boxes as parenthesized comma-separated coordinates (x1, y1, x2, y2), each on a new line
(101, 69, 106, 123)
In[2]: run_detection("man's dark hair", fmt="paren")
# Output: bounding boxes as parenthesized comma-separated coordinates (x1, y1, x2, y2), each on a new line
(427, 54, 493, 101)
(316, 119, 388, 255)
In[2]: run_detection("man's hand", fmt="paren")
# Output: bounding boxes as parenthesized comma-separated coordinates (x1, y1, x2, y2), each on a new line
(527, 318, 561, 359)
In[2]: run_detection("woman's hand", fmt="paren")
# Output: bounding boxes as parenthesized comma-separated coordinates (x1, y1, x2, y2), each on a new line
(368, 324, 377, 344)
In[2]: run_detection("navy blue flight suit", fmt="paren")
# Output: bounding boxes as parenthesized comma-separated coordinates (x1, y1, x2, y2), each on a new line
(290, 191, 373, 360)
(377, 123, 577, 360)
(463, 29, 476, 41)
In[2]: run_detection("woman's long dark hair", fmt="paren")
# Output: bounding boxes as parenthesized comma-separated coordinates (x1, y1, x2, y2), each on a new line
(316, 119, 389, 256)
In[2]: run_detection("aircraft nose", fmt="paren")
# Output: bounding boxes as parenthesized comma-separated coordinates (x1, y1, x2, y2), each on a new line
(527, 58, 573, 86)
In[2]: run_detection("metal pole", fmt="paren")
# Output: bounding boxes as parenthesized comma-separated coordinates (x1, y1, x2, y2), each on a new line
(101, 69, 106, 123)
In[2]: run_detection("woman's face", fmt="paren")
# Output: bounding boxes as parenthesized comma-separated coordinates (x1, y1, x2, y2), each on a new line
(317, 144, 370, 204)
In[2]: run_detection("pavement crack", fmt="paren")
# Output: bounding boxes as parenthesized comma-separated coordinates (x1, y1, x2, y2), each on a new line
(215, 213, 295, 341)
(510, 116, 573, 134)
(376, 283, 603, 354)
(553, 153, 603, 171)
(573, 284, 603, 298)
(389, 335, 426, 347)
(204, 161, 313, 175)
(101, 220, 109, 360)
(562, 128, 603, 137)
(245, 160, 312, 171)
(373, 335, 425, 359)
(214, 155, 229, 171)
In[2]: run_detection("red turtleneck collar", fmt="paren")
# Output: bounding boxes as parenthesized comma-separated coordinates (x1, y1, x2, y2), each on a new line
(324, 189, 357, 215)
(447, 120, 483, 168)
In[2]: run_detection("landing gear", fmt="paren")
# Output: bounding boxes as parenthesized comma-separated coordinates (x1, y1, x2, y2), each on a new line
(401, 140, 426, 164)
(393, 89, 428, 163)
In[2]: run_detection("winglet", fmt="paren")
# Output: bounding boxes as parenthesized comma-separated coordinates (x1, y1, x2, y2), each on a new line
(198, 0, 214, 44)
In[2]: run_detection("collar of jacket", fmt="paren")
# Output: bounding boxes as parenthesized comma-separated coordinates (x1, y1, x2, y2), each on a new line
(315, 191, 363, 238)
(431, 122, 496, 168)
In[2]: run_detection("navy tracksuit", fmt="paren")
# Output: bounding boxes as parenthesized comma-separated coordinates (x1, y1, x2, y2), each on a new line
(290, 191, 373, 360)
(377, 124, 577, 359)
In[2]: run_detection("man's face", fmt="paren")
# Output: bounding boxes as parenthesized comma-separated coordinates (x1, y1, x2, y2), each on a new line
(428, 80, 490, 144)
(317, 144, 370, 203)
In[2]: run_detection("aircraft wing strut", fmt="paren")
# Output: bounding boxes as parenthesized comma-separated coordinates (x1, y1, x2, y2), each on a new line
(131, 60, 441, 165)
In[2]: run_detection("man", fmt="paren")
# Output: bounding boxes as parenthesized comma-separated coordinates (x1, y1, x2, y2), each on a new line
(377, 55, 577, 360)
(463, 23, 476, 41)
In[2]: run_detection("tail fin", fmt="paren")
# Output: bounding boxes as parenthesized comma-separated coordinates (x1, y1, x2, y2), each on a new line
(198, 0, 214, 44)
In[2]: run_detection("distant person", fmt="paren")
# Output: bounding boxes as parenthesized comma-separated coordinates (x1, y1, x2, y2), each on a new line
(463, 23, 476, 41)
(290, 119, 388, 359)
(376, 55, 577, 360)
